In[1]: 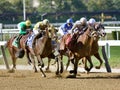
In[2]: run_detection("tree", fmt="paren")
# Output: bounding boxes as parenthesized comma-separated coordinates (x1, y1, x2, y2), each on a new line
(71, 0, 87, 12)
(0, 0, 15, 14)
(86, 0, 115, 11)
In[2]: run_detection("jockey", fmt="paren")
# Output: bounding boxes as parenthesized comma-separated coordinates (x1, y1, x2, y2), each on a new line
(58, 18, 73, 36)
(16, 20, 33, 48)
(88, 18, 96, 27)
(71, 17, 87, 34)
(33, 21, 44, 35)
(17, 20, 33, 35)
(33, 19, 50, 35)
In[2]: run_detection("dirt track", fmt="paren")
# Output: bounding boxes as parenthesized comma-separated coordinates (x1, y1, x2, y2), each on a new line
(0, 68, 120, 90)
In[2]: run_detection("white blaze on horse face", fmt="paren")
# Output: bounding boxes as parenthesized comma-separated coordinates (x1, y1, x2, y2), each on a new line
(99, 29, 106, 37)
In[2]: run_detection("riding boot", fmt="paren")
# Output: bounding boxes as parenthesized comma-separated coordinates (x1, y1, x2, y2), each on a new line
(16, 35, 22, 48)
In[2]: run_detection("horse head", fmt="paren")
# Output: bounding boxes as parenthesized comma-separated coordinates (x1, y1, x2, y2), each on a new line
(48, 26, 58, 40)
(94, 22, 106, 37)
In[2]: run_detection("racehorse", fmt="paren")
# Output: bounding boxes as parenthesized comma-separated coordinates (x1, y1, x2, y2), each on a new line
(66, 22, 106, 72)
(6, 30, 32, 71)
(26, 28, 59, 77)
(82, 22, 106, 72)
(57, 23, 105, 77)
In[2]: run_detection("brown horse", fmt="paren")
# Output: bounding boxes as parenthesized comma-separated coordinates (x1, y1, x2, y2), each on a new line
(26, 28, 58, 77)
(6, 30, 32, 71)
(57, 23, 104, 77)
(82, 22, 106, 72)
(58, 22, 106, 74)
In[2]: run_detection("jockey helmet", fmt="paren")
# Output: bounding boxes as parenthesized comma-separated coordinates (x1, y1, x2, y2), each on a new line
(43, 19, 49, 26)
(89, 18, 96, 25)
(80, 17, 87, 25)
(66, 18, 73, 24)
(25, 20, 31, 26)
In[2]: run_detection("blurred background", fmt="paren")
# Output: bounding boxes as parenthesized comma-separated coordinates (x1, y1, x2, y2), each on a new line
(0, 0, 120, 24)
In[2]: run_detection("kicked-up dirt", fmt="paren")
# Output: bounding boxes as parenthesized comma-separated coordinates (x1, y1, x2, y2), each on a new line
(0, 69, 120, 90)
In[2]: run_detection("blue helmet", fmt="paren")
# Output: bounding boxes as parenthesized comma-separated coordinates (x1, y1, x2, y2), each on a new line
(66, 18, 73, 24)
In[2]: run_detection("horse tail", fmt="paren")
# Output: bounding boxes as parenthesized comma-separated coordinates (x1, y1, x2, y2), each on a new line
(5, 36, 17, 49)
(5, 40, 9, 48)
(16, 49, 25, 58)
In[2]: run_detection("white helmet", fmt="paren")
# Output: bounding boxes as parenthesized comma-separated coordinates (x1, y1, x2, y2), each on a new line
(43, 19, 49, 26)
(80, 17, 87, 25)
(89, 18, 96, 25)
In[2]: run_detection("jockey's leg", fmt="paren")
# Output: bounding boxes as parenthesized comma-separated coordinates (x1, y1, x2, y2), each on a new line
(16, 35, 22, 48)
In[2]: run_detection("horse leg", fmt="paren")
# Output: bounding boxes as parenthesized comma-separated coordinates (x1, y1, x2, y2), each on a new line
(36, 55, 46, 77)
(26, 50, 32, 65)
(60, 55, 64, 73)
(85, 56, 93, 73)
(55, 56, 59, 75)
(11, 56, 17, 70)
(8, 48, 17, 70)
(51, 60, 57, 65)
(94, 53, 103, 69)
(30, 54, 37, 72)
(46, 58, 51, 71)
(69, 59, 79, 74)
(69, 59, 79, 78)
(82, 57, 89, 71)
(66, 57, 74, 70)
(66, 57, 70, 70)
(74, 59, 79, 76)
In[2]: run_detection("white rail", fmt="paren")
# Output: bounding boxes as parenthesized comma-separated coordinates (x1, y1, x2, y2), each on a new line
(0, 41, 9, 69)
(1, 26, 120, 33)
(98, 40, 120, 59)
(98, 40, 120, 46)
(105, 26, 120, 33)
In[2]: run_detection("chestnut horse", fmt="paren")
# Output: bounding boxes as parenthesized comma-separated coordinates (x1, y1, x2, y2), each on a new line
(57, 23, 105, 77)
(65, 22, 106, 72)
(58, 22, 106, 73)
(6, 30, 32, 71)
(83, 22, 106, 72)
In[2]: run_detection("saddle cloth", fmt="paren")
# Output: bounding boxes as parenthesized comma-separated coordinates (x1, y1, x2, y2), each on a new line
(12, 38, 18, 47)
(27, 33, 35, 48)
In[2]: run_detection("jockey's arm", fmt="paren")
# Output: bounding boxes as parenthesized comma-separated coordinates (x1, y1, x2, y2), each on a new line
(71, 23, 77, 33)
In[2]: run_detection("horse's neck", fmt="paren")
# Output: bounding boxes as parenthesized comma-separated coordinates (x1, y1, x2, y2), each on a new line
(78, 28, 92, 45)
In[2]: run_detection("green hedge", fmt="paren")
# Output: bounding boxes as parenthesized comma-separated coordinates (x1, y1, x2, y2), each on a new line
(112, 31, 120, 40)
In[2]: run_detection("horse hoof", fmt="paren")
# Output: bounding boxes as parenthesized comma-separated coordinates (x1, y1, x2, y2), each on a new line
(60, 69, 63, 73)
(28, 61, 32, 65)
(95, 66, 100, 69)
(56, 71, 59, 75)
(42, 74, 46, 77)
(66, 74, 76, 78)
(45, 67, 49, 71)
(40, 64, 44, 68)
(69, 70, 74, 74)
(34, 70, 38, 73)
(8, 69, 15, 73)
(38, 63, 44, 68)
(85, 68, 91, 72)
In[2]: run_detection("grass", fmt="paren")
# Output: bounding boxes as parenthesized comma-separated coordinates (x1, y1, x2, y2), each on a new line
(90, 46, 120, 68)
(0, 46, 120, 69)
(0, 32, 120, 69)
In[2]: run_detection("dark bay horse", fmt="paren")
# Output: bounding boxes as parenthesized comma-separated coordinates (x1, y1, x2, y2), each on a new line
(6, 31, 32, 71)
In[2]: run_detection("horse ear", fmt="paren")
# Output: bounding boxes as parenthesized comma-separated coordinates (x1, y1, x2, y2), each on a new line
(94, 25, 98, 30)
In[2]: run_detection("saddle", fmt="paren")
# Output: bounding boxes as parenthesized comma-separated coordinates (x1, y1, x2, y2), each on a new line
(12, 35, 23, 48)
